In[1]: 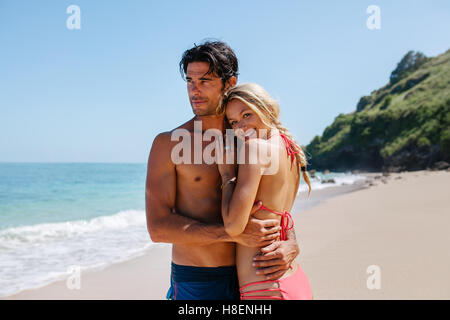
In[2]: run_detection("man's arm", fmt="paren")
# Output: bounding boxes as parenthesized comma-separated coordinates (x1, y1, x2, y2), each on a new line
(146, 132, 230, 245)
(146, 132, 279, 247)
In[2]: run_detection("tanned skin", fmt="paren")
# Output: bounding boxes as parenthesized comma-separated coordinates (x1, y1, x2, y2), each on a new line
(146, 62, 299, 277)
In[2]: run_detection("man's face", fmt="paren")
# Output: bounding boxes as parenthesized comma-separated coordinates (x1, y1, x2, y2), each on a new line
(186, 62, 225, 116)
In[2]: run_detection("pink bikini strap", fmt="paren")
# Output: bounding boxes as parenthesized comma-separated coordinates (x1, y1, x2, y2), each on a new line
(258, 203, 294, 241)
(239, 279, 287, 300)
(278, 133, 301, 164)
(241, 294, 284, 300)
(279, 210, 294, 241)
(240, 279, 277, 291)
(257, 203, 280, 215)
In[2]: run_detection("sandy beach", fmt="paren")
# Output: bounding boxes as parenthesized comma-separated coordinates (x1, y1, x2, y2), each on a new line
(5, 170, 450, 300)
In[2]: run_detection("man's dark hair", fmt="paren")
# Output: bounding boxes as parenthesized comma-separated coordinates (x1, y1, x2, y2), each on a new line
(179, 40, 239, 86)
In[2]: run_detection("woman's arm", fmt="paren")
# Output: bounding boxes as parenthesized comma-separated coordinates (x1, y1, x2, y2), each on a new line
(220, 140, 265, 237)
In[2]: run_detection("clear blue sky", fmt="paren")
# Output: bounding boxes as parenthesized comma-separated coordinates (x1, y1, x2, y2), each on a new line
(1, 0, 449, 162)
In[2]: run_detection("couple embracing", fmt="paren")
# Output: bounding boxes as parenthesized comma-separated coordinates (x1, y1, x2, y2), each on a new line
(146, 41, 312, 300)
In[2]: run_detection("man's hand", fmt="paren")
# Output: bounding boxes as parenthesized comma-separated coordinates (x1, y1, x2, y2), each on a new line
(252, 233, 300, 280)
(233, 201, 281, 247)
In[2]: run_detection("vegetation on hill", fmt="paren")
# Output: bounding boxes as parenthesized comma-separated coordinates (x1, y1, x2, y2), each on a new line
(305, 49, 450, 172)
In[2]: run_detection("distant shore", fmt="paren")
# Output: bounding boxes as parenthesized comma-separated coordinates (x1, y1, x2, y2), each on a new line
(5, 170, 450, 299)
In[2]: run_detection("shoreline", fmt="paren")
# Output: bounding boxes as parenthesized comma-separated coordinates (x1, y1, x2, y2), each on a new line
(3, 175, 366, 300)
(293, 169, 450, 299)
(4, 243, 173, 300)
(4, 170, 450, 299)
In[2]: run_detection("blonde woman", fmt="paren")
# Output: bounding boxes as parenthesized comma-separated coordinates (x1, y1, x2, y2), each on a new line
(217, 83, 312, 300)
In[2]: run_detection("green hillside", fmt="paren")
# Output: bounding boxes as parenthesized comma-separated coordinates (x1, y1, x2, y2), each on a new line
(305, 49, 450, 172)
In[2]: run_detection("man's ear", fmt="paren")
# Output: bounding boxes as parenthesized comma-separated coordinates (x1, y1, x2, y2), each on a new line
(224, 76, 237, 91)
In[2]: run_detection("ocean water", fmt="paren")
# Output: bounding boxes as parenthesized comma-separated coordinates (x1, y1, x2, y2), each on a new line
(0, 163, 150, 297)
(0, 163, 365, 297)
(297, 171, 367, 193)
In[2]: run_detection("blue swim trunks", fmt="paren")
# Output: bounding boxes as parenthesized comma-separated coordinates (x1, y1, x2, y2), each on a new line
(166, 262, 240, 300)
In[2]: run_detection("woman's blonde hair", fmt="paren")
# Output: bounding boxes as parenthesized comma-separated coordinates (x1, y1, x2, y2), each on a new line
(217, 83, 311, 194)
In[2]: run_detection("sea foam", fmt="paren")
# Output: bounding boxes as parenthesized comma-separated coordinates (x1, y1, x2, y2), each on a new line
(298, 172, 366, 193)
(0, 209, 153, 297)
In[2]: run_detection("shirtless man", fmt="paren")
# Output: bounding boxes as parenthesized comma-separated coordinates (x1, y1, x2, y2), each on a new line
(145, 41, 300, 300)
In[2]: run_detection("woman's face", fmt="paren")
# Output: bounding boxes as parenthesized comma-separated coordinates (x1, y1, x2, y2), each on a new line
(225, 99, 271, 140)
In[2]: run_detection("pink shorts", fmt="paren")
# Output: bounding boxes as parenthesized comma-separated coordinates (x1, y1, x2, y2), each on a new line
(240, 264, 312, 300)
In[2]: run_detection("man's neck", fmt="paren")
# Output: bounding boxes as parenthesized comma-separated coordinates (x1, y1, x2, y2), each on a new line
(193, 114, 225, 132)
